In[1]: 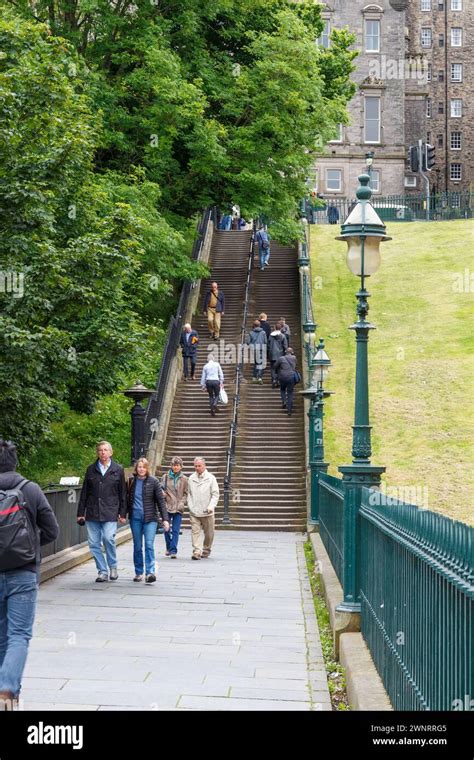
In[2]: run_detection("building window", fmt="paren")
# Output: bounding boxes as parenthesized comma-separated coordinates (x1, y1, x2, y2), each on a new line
(437, 134, 444, 147)
(427, 63, 432, 81)
(421, 0, 431, 8)
(450, 132, 462, 149)
(438, 102, 444, 114)
(451, 192, 461, 208)
(451, 99, 462, 117)
(329, 123, 343, 143)
(426, 98, 432, 118)
(364, 96, 380, 143)
(451, 0, 462, 10)
(326, 169, 342, 192)
(439, 34, 445, 47)
(451, 63, 463, 81)
(427, 132, 431, 144)
(369, 170, 380, 193)
(450, 163, 462, 181)
(438, 70, 445, 82)
(438, 0, 444, 8)
(451, 28, 462, 47)
(421, 28, 432, 47)
(405, 176, 417, 188)
(317, 19, 331, 49)
(365, 20, 380, 52)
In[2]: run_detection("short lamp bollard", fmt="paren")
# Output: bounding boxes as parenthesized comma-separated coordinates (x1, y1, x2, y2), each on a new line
(301, 339, 333, 526)
(122, 381, 154, 465)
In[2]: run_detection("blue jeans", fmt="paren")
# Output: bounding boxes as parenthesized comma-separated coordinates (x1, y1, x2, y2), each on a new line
(131, 519, 158, 575)
(164, 512, 182, 555)
(259, 244, 270, 268)
(0, 570, 38, 696)
(86, 520, 117, 574)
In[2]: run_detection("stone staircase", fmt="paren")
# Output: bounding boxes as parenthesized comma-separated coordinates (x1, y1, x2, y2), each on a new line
(160, 230, 250, 522)
(160, 229, 307, 531)
(231, 241, 307, 531)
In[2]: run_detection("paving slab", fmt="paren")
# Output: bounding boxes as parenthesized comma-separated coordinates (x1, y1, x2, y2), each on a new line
(23, 531, 330, 711)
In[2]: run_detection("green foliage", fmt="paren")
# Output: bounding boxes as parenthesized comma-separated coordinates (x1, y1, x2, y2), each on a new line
(0, 10, 203, 453)
(0, 0, 357, 464)
(304, 541, 349, 710)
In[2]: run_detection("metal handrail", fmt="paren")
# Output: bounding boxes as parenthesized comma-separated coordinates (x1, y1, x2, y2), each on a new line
(144, 207, 214, 454)
(222, 220, 256, 523)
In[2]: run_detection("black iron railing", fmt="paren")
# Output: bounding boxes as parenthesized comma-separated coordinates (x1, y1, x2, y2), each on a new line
(222, 221, 256, 523)
(144, 207, 213, 454)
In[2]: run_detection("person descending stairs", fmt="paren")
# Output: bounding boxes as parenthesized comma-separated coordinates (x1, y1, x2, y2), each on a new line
(160, 230, 250, 522)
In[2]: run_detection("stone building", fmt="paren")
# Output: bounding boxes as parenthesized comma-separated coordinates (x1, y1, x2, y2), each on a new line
(405, 0, 473, 193)
(314, 0, 473, 198)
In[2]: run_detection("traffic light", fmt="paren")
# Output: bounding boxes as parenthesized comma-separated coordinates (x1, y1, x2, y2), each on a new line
(409, 145, 419, 173)
(424, 143, 436, 171)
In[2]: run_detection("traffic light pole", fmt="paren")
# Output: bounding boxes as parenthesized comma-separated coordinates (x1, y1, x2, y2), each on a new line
(419, 139, 431, 222)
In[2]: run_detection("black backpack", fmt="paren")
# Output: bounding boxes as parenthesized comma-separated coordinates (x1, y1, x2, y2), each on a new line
(0, 480, 37, 571)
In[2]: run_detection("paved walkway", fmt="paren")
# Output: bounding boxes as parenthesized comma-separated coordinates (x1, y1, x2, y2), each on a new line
(22, 531, 331, 711)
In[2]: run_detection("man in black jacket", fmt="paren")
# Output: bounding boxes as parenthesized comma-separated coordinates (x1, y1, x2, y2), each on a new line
(77, 441, 127, 583)
(180, 322, 199, 381)
(0, 439, 59, 710)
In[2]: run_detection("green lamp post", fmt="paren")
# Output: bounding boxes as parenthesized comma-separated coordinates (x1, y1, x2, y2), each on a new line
(301, 338, 332, 525)
(335, 173, 389, 613)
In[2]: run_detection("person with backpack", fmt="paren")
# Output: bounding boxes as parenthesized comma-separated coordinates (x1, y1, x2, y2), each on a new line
(160, 456, 188, 559)
(245, 319, 267, 384)
(268, 320, 289, 388)
(127, 458, 169, 583)
(77, 441, 127, 583)
(0, 439, 59, 710)
(180, 323, 199, 381)
(256, 226, 271, 270)
(274, 347, 298, 416)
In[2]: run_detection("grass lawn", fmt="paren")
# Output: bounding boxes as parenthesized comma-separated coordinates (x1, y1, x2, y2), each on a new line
(310, 219, 474, 526)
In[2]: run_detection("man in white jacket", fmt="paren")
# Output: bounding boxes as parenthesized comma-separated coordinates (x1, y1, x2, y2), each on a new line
(188, 457, 219, 560)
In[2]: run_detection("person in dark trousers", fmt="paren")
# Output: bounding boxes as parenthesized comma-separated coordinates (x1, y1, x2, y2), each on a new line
(127, 458, 169, 583)
(180, 322, 199, 381)
(200, 355, 225, 416)
(0, 440, 59, 710)
(268, 320, 288, 388)
(160, 456, 188, 559)
(77, 441, 127, 583)
(203, 282, 225, 339)
(327, 204, 340, 224)
(279, 317, 291, 347)
(246, 319, 267, 384)
(256, 226, 271, 270)
(258, 312, 271, 341)
(275, 347, 298, 416)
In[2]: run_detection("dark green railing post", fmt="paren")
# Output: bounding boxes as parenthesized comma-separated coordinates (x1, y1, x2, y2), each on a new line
(308, 396, 329, 524)
(302, 338, 332, 526)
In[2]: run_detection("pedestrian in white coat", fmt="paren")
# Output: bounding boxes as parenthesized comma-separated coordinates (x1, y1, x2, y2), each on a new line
(187, 457, 219, 560)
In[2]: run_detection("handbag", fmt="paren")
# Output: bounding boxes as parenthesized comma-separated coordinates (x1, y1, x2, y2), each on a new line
(294, 370, 301, 385)
(218, 388, 228, 404)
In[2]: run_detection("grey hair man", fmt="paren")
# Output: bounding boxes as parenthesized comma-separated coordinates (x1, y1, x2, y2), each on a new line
(77, 441, 127, 582)
(200, 356, 224, 417)
(187, 457, 219, 560)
